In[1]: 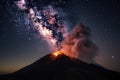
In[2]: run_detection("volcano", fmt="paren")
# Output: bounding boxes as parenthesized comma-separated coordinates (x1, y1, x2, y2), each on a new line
(1, 53, 120, 80)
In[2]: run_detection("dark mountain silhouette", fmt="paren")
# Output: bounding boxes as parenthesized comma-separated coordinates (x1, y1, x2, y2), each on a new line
(0, 53, 120, 80)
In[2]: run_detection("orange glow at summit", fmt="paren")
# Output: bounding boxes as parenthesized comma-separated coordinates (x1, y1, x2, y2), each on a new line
(52, 51, 64, 56)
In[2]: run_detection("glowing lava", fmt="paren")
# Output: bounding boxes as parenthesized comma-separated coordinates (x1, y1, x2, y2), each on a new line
(50, 51, 65, 60)
(52, 51, 63, 56)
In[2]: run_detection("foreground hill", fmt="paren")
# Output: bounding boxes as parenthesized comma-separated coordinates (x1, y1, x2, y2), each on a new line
(0, 53, 120, 80)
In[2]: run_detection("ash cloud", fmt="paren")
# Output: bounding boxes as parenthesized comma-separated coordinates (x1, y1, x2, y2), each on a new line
(60, 23, 98, 63)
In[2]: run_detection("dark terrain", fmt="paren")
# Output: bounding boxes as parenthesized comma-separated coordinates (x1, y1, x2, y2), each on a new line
(0, 53, 120, 80)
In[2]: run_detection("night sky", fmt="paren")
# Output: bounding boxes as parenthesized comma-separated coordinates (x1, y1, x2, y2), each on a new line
(0, 0, 120, 74)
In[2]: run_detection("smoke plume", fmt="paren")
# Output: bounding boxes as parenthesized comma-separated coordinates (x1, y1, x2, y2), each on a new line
(60, 23, 98, 63)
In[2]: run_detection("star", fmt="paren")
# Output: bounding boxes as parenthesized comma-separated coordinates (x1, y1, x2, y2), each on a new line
(112, 56, 115, 59)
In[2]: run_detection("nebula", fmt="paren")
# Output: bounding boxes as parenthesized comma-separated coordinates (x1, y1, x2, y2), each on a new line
(14, 0, 27, 10)
(15, 0, 68, 50)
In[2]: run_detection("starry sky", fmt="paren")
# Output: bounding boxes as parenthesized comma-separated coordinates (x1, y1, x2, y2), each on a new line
(0, 0, 120, 74)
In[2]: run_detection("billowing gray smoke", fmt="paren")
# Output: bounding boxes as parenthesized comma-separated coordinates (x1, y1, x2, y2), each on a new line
(60, 23, 98, 63)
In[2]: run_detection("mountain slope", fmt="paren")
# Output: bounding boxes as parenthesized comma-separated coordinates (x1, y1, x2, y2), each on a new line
(1, 53, 120, 80)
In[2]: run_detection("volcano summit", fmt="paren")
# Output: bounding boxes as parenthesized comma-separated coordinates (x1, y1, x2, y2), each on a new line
(0, 53, 120, 80)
